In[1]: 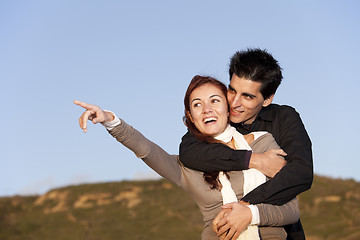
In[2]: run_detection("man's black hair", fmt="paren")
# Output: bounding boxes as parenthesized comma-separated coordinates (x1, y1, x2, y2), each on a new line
(229, 48, 283, 99)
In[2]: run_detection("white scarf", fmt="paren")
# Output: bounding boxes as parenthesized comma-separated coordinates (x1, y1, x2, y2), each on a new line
(214, 124, 267, 240)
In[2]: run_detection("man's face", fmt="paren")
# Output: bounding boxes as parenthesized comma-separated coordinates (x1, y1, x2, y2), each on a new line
(227, 74, 273, 124)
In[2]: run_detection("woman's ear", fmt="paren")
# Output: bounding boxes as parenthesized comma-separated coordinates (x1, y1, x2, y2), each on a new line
(186, 111, 194, 123)
(263, 94, 274, 107)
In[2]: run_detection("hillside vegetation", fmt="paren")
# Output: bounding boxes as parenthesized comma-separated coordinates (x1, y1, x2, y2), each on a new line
(1, 175, 359, 240)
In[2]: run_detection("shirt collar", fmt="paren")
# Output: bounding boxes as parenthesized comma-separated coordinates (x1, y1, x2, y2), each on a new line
(232, 105, 274, 128)
(256, 105, 273, 122)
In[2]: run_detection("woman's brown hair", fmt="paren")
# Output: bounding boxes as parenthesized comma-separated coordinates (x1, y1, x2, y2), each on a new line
(183, 75, 230, 190)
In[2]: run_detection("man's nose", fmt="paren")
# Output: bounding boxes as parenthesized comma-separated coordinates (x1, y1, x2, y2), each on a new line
(230, 94, 242, 108)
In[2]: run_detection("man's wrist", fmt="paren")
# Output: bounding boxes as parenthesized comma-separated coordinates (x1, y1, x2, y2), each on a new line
(249, 153, 260, 170)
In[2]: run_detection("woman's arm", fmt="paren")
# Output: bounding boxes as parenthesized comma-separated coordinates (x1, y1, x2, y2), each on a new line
(257, 198, 299, 226)
(212, 198, 299, 239)
(108, 120, 182, 185)
(74, 100, 182, 186)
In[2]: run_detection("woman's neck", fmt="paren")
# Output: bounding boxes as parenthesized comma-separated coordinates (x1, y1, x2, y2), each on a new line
(225, 138, 236, 149)
(244, 134, 254, 145)
(224, 134, 254, 150)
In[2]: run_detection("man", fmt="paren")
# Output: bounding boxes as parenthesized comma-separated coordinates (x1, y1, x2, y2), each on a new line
(179, 48, 313, 240)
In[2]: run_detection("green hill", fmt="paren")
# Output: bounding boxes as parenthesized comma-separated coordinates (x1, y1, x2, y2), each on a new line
(1, 175, 359, 240)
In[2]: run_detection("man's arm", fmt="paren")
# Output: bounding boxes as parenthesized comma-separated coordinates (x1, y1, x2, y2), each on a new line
(180, 131, 286, 177)
(242, 106, 313, 205)
(179, 131, 251, 171)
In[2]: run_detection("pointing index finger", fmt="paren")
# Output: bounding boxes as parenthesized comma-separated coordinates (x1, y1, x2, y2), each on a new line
(73, 100, 96, 110)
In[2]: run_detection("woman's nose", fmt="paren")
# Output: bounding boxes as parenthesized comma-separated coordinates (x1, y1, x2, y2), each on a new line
(203, 103, 213, 113)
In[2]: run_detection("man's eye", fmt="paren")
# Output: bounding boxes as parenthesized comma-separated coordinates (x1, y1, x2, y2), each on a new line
(228, 89, 235, 94)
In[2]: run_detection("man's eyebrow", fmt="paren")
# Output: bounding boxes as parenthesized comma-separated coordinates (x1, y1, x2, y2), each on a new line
(228, 84, 236, 92)
(242, 92, 256, 98)
(228, 84, 256, 98)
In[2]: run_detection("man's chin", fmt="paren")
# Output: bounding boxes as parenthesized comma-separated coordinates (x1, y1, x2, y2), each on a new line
(229, 116, 243, 124)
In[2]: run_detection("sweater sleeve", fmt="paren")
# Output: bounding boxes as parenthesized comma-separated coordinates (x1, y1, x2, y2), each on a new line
(257, 198, 299, 226)
(108, 119, 182, 186)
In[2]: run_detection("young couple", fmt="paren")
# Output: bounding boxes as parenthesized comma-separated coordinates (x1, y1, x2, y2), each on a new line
(74, 48, 313, 240)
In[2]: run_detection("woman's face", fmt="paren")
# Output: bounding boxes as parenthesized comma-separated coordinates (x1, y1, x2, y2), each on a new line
(189, 83, 229, 137)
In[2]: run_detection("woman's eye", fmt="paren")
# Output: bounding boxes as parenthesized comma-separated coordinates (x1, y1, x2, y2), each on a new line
(212, 99, 220, 103)
(193, 103, 201, 107)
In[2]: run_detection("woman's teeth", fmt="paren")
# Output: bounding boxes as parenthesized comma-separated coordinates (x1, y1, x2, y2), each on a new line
(204, 117, 217, 124)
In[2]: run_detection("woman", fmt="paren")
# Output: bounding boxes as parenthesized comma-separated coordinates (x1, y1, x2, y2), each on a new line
(74, 75, 299, 240)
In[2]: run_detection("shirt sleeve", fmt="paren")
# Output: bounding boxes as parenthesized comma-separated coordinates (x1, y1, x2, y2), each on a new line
(242, 106, 313, 205)
(179, 131, 251, 172)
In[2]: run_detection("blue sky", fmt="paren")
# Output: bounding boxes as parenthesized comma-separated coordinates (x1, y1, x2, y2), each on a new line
(1, 0, 359, 196)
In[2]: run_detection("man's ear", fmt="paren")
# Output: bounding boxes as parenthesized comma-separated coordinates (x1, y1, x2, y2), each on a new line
(263, 94, 274, 107)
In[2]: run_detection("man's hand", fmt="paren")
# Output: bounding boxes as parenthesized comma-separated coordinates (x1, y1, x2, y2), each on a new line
(249, 149, 287, 178)
(212, 202, 252, 240)
(73, 100, 114, 132)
